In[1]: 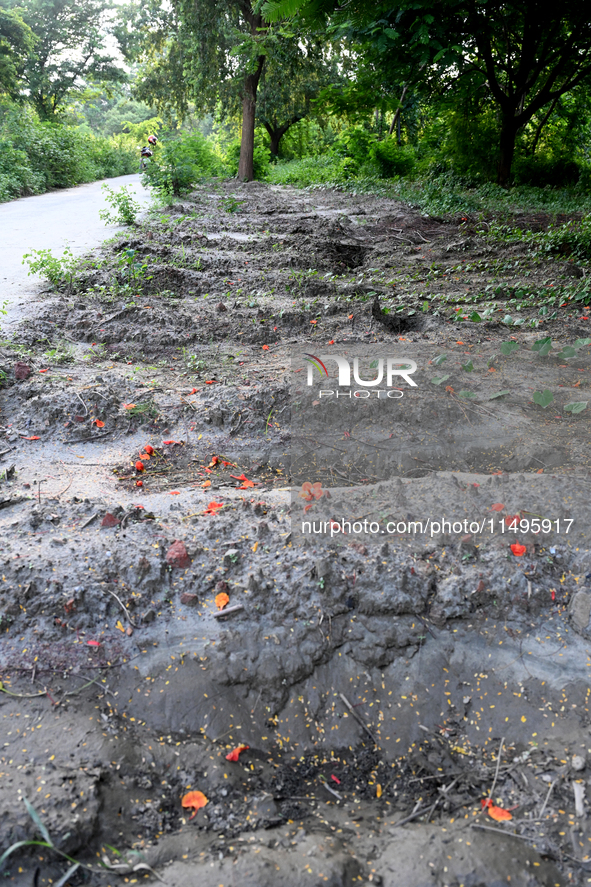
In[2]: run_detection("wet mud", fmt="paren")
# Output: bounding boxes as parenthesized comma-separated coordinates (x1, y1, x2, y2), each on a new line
(1, 180, 590, 886)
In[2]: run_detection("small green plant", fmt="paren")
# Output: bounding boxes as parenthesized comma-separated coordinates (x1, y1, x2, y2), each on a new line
(126, 401, 158, 420)
(118, 248, 150, 281)
(44, 340, 75, 364)
(564, 401, 588, 413)
(221, 194, 246, 213)
(99, 184, 142, 226)
(22, 247, 79, 291)
(533, 389, 554, 408)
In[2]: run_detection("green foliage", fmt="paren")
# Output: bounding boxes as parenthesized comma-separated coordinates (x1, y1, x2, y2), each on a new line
(533, 216, 591, 261)
(99, 184, 142, 226)
(0, 107, 136, 201)
(22, 247, 79, 289)
(564, 401, 588, 414)
(13, 0, 125, 120)
(372, 138, 415, 178)
(142, 130, 225, 196)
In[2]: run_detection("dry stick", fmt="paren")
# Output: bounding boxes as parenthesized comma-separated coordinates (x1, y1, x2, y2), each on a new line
(392, 799, 433, 828)
(213, 604, 244, 618)
(471, 824, 530, 841)
(74, 391, 89, 416)
(104, 587, 136, 627)
(538, 781, 554, 819)
(80, 512, 98, 529)
(488, 736, 505, 802)
(339, 693, 378, 744)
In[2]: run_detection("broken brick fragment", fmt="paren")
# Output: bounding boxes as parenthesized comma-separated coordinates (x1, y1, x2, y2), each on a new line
(166, 540, 191, 569)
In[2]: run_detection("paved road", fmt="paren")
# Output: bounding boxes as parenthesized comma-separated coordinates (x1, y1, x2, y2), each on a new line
(0, 173, 151, 329)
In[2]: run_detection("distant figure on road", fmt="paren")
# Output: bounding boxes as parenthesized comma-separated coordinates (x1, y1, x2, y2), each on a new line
(139, 134, 158, 172)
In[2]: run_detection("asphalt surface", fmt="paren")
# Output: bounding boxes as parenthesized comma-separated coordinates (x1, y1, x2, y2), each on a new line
(0, 173, 151, 330)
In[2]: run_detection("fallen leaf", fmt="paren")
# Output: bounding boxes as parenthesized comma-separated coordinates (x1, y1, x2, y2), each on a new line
(22, 436, 41, 441)
(116, 620, 125, 632)
(376, 784, 382, 798)
(101, 513, 119, 528)
(504, 514, 520, 527)
(139, 453, 150, 460)
(181, 790, 208, 820)
(202, 480, 211, 488)
(252, 541, 259, 553)
(226, 744, 249, 762)
(510, 543, 527, 556)
(215, 592, 230, 610)
(488, 804, 513, 821)
(491, 503, 505, 511)
(205, 501, 224, 514)
(122, 403, 136, 410)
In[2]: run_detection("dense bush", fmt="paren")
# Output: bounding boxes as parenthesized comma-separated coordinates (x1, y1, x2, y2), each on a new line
(0, 108, 136, 202)
(142, 130, 226, 197)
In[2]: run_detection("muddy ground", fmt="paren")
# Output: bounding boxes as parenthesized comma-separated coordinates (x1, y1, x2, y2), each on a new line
(1, 179, 591, 886)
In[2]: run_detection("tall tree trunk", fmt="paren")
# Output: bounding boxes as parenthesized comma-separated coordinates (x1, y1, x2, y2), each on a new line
(529, 96, 559, 156)
(497, 112, 520, 186)
(238, 55, 265, 182)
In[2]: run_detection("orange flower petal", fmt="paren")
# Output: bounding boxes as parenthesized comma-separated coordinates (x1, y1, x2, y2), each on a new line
(226, 744, 249, 762)
(488, 804, 513, 821)
(491, 503, 504, 511)
(510, 543, 527, 556)
(143, 445, 154, 455)
(262, 345, 270, 350)
(135, 461, 145, 472)
(215, 592, 230, 610)
(94, 419, 105, 427)
(122, 403, 136, 409)
(181, 790, 208, 819)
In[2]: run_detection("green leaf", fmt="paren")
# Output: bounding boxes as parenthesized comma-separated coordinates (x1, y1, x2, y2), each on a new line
(503, 314, 513, 324)
(574, 337, 591, 349)
(0, 840, 52, 867)
(500, 341, 519, 355)
(369, 359, 379, 368)
(461, 360, 473, 371)
(431, 374, 450, 385)
(433, 353, 447, 366)
(458, 390, 477, 399)
(469, 311, 481, 322)
(422, 300, 429, 312)
(556, 346, 576, 359)
(533, 390, 554, 409)
(489, 390, 510, 399)
(532, 336, 552, 355)
(564, 401, 588, 414)
(23, 798, 53, 845)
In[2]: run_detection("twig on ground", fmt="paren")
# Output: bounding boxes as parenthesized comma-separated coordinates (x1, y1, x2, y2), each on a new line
(488, 736, 505, 801)
(104, 587, 136, 627)
(213, 604, 244, 618)
(339, 693, 378, 743)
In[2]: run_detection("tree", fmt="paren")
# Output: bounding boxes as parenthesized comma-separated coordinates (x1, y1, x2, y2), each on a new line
(266, 0, 591, 185)
(10, 0, 125, 120)
(0, 5, 33, 95)
(256, 35, 339, 156)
